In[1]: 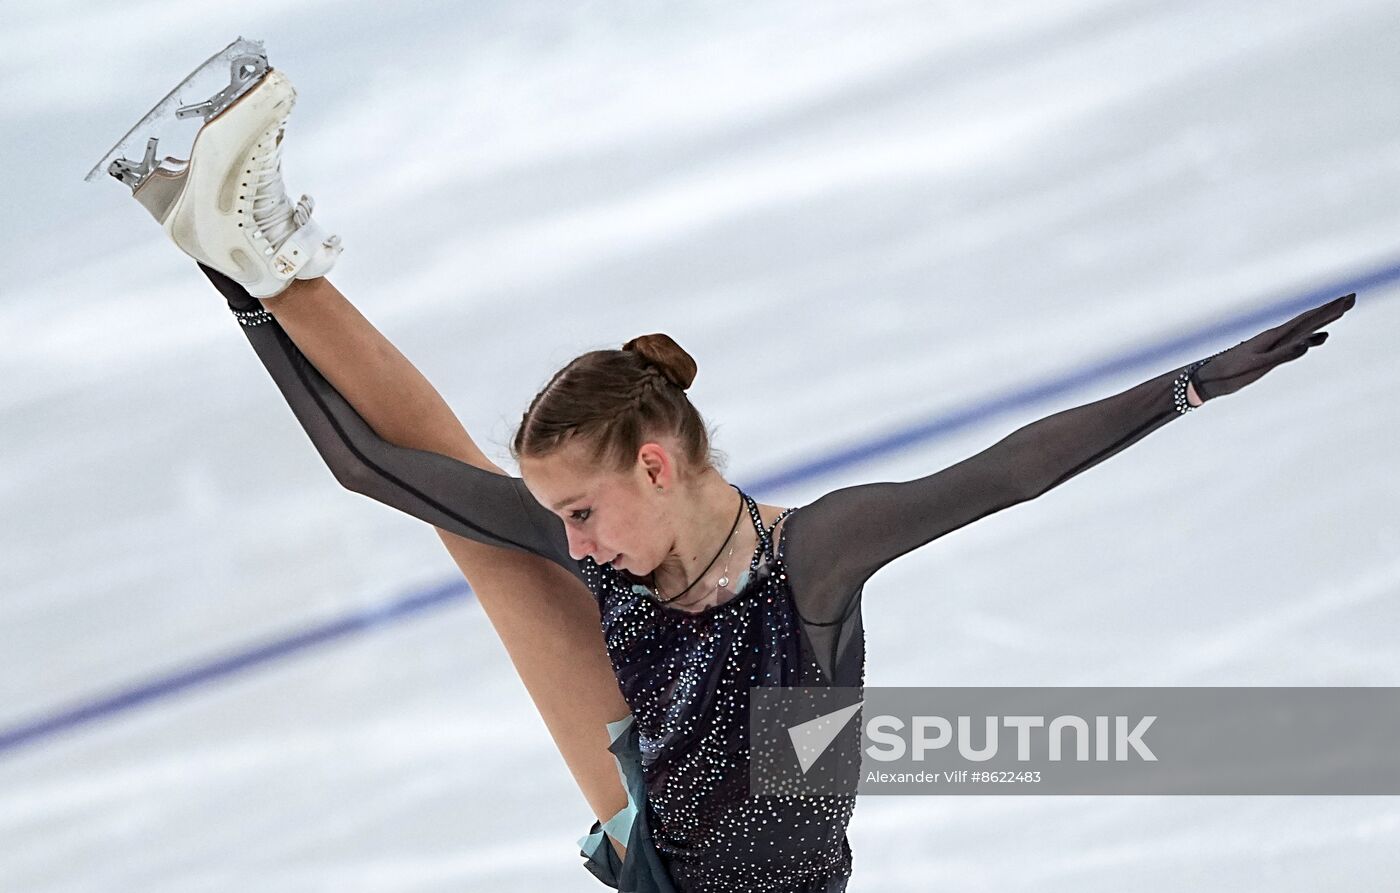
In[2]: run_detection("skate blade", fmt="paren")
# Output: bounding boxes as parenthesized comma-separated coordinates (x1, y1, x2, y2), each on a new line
(85, 36, 272, 190)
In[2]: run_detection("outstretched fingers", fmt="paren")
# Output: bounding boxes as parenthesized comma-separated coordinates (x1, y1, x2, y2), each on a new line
(1265, 293, 1357, 350)
(1308, 292, 1358, 331)
(1266, 327, 1338, 369)
(1198, 294, 1354, 399)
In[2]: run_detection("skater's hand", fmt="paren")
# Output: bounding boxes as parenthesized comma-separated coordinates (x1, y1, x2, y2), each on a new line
(1192, 293, 1356, 402)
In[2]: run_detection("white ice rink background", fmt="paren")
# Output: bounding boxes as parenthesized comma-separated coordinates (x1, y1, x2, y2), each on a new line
(2, 1, 1398, 890)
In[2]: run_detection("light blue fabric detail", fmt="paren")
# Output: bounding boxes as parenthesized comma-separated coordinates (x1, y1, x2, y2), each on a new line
(583, 713, 639, 848)
(601, 800, 637, 846)
(577, 826, 606, 852)
(606, 714, 635, 744)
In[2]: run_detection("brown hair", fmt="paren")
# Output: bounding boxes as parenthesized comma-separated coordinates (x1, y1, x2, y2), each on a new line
(511, 333, 713, 473)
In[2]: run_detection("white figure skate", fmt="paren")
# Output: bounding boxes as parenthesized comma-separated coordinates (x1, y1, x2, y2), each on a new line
(88, 38, 342, 299)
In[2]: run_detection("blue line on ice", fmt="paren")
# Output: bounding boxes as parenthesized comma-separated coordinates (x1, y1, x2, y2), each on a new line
(0, 268, 1390, 758)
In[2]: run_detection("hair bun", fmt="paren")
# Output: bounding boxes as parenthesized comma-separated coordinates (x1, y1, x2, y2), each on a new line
(622, 333, 698, 391)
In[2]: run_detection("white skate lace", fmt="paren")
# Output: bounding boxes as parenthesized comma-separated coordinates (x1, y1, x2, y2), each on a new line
(250, 122, 313, 250)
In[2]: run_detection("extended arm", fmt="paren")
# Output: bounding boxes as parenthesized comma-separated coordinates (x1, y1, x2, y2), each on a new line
(783, 292, 1355, 623)
(785, 360, 1192, 624)
(200, 265, 577, 577)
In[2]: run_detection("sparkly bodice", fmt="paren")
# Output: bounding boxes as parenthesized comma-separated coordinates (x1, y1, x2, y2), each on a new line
(578, 492, 862, 893)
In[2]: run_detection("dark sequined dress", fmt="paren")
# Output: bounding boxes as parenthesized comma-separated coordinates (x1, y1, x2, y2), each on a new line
(206, 264, 1214, 892)
(577, 490, 862, 892)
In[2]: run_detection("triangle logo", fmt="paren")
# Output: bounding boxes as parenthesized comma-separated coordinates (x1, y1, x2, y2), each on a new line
(787, 700, 864, 775)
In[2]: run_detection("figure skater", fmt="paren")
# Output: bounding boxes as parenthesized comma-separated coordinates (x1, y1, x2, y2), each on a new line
(105, 57, 1357, 893)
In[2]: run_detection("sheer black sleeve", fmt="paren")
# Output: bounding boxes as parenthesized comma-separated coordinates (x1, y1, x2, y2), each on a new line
(200, 265, 579, 582)
(782, 361, 1200, 627)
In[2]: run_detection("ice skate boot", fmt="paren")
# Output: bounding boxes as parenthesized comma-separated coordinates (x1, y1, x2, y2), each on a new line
(88, 38, 342, 299)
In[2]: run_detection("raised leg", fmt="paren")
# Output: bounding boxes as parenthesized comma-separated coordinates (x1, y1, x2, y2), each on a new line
(235, 273, 631, 856)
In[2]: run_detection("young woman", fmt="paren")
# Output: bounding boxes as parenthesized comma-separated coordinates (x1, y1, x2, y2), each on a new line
(113, 61, 1356, 893)
(204, 265, 1352, 893)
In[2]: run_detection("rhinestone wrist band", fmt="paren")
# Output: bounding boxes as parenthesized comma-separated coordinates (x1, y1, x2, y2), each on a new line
(1173, 362, 1206, 414)
(232, 307, 274, 327)
(1174, 348, 1229, 414)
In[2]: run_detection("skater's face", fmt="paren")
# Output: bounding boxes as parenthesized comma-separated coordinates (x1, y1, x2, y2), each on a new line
(521, 438, 679, 576)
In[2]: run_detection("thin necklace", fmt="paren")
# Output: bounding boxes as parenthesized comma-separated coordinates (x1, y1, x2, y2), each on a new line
(653, 491, 744, 605)
(715, 531, 739, 590)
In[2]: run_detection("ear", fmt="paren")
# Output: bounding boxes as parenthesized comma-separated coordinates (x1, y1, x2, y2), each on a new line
(636, 442, 674, 490)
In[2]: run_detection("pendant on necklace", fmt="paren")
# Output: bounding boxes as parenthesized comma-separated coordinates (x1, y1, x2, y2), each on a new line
(717, 575, 729, 588)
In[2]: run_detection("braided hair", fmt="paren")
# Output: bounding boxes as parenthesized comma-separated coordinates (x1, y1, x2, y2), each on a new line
(511, 333, 713, 473)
